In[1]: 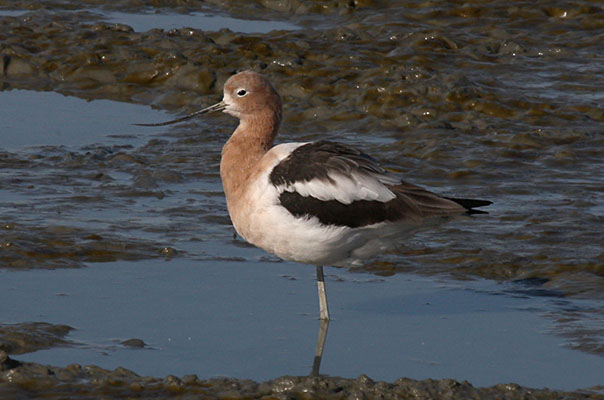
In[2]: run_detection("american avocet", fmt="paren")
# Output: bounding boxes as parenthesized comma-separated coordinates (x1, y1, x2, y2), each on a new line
(138, 70, 491, 321)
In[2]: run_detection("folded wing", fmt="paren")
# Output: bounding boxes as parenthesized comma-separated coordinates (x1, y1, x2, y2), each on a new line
(269, 140, 491, 228)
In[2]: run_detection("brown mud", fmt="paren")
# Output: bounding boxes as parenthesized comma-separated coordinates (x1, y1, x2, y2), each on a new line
(1, 351, 603, 399)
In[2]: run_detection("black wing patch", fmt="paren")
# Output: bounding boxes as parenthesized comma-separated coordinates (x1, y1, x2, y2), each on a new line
(269, 141, 408, 228)
(279, 191, 408, 228)
(444, 197, 493, 214)
(269, 140, 389, 187)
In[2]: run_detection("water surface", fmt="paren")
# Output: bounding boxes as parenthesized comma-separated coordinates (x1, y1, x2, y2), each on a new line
(3, 259, 603, 390)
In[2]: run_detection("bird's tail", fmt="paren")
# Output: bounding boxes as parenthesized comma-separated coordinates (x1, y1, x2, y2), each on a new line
(444, 197, 492, 214)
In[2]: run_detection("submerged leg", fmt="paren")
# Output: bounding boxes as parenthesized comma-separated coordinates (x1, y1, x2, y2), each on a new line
(316, 266, 330, 320)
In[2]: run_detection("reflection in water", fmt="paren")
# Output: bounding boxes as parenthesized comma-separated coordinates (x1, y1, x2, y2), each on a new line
(311, 319, 329, 376)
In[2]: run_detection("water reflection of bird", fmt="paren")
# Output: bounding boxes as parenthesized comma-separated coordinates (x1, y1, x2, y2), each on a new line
(137, 70, 491, 321)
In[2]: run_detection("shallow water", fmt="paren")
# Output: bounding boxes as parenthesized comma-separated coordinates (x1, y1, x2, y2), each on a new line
(0, 90, 164, 149)
(0, 8, 298, 33)
(102, 10, 298, 33)
(1, 0, 603, 396)
(3, 259, 603, 390)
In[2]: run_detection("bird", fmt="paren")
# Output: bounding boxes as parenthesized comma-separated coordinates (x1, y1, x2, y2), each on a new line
(137, 70, 491, 321)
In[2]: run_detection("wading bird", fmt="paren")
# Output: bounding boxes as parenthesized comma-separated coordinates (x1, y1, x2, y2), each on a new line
(137, 70, 491, 322)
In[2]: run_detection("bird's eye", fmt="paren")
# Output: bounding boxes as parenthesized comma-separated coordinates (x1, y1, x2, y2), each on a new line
(236, 89, 247, 97)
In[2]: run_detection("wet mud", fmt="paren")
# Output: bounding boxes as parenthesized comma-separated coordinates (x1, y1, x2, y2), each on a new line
(1, 221, 171, 269)
(1, 352, 602, 400)
(0, 323, 73, 355)
(1, 0, 603, 398)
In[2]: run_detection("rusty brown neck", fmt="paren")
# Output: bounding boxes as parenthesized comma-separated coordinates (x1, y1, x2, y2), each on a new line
(220, 111, 281, 201)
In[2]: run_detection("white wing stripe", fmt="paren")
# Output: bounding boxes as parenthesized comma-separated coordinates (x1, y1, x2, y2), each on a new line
(276, 171, 396, 204)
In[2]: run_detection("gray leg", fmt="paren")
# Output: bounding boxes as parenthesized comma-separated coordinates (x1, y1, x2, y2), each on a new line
(316, 266, 330, 320)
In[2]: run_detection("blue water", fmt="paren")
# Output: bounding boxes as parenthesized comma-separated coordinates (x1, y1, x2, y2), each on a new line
(0, 8, 298, 33)
(0, 90, 166, 149)
(2, 258, 602, 390)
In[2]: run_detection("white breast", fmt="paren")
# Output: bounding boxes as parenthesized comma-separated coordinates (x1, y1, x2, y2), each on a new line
(230, 143, 417, 266)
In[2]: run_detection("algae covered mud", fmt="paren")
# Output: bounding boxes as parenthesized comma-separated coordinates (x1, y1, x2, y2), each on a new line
(1, 0, 603, 398)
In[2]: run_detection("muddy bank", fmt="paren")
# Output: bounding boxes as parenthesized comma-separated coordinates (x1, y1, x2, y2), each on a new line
(2, 4, 602, 135)
(1, 352, 601, 399)
(0, 323, 73, 355)
(1, 221, 174, 269)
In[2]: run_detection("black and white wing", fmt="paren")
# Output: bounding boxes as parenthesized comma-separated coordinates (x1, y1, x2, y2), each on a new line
(269, 140, 490, 228)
